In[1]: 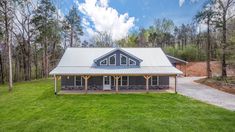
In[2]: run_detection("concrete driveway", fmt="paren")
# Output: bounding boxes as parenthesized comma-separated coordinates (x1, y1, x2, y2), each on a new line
(176, 77, 235, 111)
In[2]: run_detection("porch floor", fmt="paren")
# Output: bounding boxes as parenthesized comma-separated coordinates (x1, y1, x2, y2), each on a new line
(58, 88, 175, 95)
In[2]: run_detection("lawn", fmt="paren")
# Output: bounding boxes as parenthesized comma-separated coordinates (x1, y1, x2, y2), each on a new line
(0, 79, 235, 132)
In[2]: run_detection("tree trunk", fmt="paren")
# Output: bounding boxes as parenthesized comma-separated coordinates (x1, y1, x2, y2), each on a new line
(34, 44, 38, 79)
(221, 11, 227, 78)
(70, 28, 73, 47)
(0, 52, 4, 84)
(3, 1, 13, 91)
(206, 18, 212, 78)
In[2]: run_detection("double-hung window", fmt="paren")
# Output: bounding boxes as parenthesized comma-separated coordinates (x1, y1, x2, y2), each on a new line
(121, 76, 129, 86)
(75, 76, 82, 86)
(151, 76, 158, 86)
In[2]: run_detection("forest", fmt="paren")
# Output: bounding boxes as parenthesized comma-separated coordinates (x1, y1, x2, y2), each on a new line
(0, 0, 235, 91)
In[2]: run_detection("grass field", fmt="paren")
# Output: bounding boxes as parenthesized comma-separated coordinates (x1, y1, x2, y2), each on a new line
(0, 79, 235, 132)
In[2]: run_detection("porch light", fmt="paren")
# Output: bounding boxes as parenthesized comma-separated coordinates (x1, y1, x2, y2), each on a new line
(67, 76, 70, 79)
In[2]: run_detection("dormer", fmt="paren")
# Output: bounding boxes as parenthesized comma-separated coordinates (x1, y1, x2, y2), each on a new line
(94, 48, 142, 67)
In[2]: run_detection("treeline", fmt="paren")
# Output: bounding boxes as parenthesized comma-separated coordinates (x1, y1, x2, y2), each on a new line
(0, 0, 83, 89)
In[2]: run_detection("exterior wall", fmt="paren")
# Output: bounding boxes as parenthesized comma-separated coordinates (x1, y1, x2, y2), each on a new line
(61, 76, 75, 86)
(96, 50, 141, 66)
(159, 76, 169, 86)
(61, 75, 169, 90)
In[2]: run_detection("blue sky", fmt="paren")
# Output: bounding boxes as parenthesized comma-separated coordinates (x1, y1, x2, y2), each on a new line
(108, 0, 204, 27)
(58, 0, 205, 41)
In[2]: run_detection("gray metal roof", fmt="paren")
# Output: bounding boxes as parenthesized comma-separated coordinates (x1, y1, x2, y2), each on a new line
(50, 48, 183, 75)
(167, 55, 188, 64)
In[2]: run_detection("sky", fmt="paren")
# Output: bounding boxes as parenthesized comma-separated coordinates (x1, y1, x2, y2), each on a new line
(57, 0, 205, 41)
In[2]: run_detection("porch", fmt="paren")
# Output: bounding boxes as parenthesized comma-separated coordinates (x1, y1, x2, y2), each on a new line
(53, 75, 178, 94)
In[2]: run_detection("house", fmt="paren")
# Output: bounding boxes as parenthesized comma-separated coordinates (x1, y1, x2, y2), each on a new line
(50, 48, 183, 94)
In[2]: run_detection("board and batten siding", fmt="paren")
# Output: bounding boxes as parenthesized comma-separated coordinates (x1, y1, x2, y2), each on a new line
(61, 75, 169, 88)
(95, 50, 141, 66)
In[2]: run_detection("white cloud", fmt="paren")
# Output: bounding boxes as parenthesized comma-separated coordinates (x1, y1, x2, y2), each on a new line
(179, 0, 200, 7)
(77, 0, 135, 41)
(179, 0, 185, 7)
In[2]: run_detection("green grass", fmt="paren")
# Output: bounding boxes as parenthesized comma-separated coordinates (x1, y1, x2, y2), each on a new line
(0, 79, 235, 132)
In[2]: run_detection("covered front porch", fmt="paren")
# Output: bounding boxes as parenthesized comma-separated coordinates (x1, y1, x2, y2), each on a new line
(53, 74, 178, 94)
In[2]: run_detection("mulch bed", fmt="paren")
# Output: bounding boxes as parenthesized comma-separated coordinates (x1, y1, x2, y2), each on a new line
(195, 77, 235, 95)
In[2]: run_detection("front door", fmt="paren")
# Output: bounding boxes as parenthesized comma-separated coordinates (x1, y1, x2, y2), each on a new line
(103, 76, 111, 90)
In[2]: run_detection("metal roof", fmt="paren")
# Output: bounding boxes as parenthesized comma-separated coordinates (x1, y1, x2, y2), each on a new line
(167, 55, 188, 64)
(50, 48, 183, 75)
(50, 66, 182, 75)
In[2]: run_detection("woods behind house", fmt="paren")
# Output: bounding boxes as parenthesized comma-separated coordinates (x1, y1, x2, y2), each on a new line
(0, 0, 235, 91)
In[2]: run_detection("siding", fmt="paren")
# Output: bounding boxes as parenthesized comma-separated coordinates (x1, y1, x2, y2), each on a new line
(159, 76, 169, 86)
(61, 75, 169, 88)
(96, 50, 140, 66)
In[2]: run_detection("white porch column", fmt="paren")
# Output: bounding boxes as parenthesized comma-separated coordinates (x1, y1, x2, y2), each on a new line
(54, 74, 57, 95)
(82, 76, 91, 94)
(114, 76, 120, 93)
(144, 75, 152, 93)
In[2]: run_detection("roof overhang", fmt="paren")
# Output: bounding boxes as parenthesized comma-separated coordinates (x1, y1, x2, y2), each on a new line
(50, 66, 183, 76)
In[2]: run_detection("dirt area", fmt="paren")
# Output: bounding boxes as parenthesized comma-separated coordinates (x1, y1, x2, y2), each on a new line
(195, 77, 235, 95)
(176, 61, 235, 77)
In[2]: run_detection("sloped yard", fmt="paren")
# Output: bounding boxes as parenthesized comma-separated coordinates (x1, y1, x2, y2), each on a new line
(0, 79, 235, 132)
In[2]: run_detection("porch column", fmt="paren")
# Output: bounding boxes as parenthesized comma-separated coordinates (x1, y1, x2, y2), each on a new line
(144, 75, 152, 93)
(114, 76, 120, 93)
(174, 75, 177, 93)
(54, 74, 57, 95)
(82, 75, 91, 94)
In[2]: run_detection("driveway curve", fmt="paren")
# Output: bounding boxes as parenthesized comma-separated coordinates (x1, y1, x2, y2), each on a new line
(177, 77, 235, 111)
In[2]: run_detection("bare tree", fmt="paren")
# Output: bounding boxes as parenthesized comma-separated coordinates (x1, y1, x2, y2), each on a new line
(213, 0, 235, 77)
(0, 0, 13, 91)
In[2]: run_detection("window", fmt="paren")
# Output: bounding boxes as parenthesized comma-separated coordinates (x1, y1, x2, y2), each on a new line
(75, 76, 82, 86)
(129, 58, 136, 65)
(109, 55, 116, 65)
(121, 76, 129, 86)
(151, 76, 158, 86)
(100, 59, 107, 65)
(120, 54, 127, 65)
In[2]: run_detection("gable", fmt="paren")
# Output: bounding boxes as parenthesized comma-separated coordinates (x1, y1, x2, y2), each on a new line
(56, 48, 173, 67)
(94, 49, 142, 66)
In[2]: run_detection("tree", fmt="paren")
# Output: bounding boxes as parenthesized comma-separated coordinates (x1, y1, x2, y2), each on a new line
(0, 0, 13, 91)
(12, 0, 35, 81)
(92, 31, 114, 47)
(65, 5, 83, 47)
(32, 0, 58, 77)
(213, 0, 235, 77)
(195, 1, 215, 78)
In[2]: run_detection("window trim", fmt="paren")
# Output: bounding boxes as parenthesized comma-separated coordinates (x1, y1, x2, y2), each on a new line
(120, 54, 128, 65)
(100, 58, 108, 66)
(121, 76, 129, 86)
(109, 54, 116, 66)
(74, 76, 82, 86)
(151, 76, 159, 86)
(129, 58, 136, 66)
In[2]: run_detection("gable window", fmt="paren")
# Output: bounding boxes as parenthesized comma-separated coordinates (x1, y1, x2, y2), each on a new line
(100, 59, 107, 65)
(120, 54, 127, 65)
(75, 76, 82, 86)
(129, 58, 136, 65)
(151, 76, 159, 86)
(109, 54, 116, 65)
